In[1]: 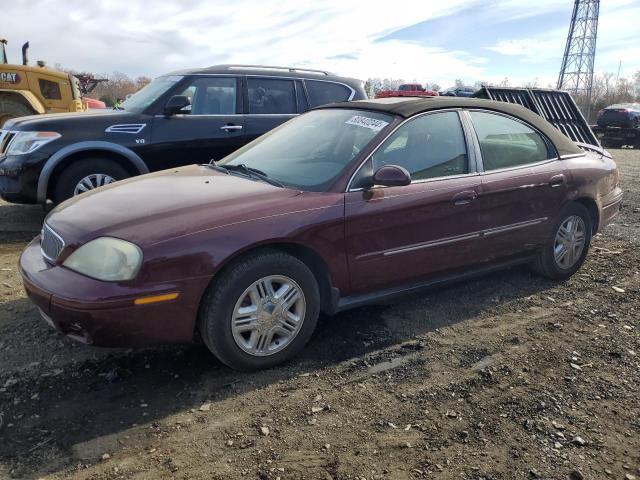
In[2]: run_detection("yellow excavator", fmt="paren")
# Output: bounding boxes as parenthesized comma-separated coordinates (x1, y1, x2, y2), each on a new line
(0, 39, 86, 127)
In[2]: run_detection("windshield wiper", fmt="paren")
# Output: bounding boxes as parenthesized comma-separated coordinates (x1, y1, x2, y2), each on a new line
(215, 163, 284, 188)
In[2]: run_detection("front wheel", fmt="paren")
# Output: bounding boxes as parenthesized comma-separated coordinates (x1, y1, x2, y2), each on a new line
(530, 203, 592, 280)
(199, 250, 320, 371)
(52, 158, 130, 204)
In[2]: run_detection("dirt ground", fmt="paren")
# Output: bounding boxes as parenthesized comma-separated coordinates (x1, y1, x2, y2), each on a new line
(0, 150, 638, 480)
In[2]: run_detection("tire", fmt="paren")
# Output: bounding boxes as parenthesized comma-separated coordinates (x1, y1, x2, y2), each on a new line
(530, 202, 593, 280)
(199, 250, 320, 371)
(52, 158, 130, 204)
(0, 98, 36, 127)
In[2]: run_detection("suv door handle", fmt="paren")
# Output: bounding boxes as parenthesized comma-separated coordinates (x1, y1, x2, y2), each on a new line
(549, 174, 566, 187)
(221, 124, 243, 132)
(452, 190, 477, 206)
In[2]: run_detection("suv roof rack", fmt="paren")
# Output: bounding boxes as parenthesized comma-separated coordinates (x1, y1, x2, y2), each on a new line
(214, 64, 333, 76)
(475, 86, 599, 147)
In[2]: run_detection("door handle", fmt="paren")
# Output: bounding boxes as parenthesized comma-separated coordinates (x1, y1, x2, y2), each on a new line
(549, 174, 566, 187)
(452, 190, 477, 206)
(220, 124, 243, 132)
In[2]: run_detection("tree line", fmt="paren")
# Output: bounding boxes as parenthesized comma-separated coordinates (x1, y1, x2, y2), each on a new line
(365, 71, 640, 123)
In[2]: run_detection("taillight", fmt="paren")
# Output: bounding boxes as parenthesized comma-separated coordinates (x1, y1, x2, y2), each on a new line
(616, 109, 628, 113)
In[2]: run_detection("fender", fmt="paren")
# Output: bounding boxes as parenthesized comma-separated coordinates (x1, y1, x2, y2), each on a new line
(0, 89, 45, 114)
(37, 141, 150, 203)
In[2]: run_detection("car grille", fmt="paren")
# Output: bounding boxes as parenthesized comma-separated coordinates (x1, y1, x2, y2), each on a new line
(40, 224, 65, 262)
(0, 130, 16, 156)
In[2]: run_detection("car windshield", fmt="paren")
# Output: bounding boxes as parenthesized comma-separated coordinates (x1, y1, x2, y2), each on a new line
(121, 75, 184, 113)
(219, 109, 393, 191)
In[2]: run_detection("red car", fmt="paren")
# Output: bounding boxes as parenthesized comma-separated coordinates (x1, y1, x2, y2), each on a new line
(375, 83, 438, 99)
(20, 97, 623, 370)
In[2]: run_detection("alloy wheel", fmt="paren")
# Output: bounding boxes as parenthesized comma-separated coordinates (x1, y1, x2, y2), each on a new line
(231, 275, 306, 357)
(554, 215, 586, 269)
(73, 173, 116, 195)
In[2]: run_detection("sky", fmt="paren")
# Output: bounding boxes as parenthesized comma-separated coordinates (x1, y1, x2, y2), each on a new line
(2, 0, 639, 89)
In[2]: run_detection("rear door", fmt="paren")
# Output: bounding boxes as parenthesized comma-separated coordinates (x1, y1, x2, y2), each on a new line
(345, 110, 483, 293)
(243, 77, 299, 143)
(149, 75, 245, 169)
(468, 109, 569, 259)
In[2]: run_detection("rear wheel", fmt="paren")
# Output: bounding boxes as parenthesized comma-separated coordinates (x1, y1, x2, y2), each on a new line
(0, 98, 36, 127)
(199, 250, 320, 371)
(52, 158, 129, 204)
(531, 203, 592, 280)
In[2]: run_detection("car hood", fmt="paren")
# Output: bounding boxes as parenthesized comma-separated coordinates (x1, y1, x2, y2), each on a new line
(46, 165, 307, 248)
(3, 110, 130, 131)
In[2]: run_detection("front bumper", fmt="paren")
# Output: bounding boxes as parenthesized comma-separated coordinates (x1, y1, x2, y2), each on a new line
(0, 153, 46, 204)
(19, 238, 210, 347)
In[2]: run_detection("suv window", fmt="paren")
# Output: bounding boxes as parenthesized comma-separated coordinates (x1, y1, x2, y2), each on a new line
(247, 78, 296, 114)
(470, 111, 552, 170)
(38, 79, 62, 100)
(371, 111, 468, 181)
(306, 80, 352, 108)
(180, 77, 237, 115)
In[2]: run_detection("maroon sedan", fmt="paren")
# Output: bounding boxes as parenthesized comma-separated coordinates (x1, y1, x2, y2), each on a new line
(20, 97, 623, 370)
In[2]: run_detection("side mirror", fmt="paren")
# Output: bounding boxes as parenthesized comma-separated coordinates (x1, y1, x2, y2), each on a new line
(372, 165, 412, 187)
(164, 95, 191, 116)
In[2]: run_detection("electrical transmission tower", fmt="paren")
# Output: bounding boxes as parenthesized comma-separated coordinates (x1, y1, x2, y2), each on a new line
(557, 0, 600, 117)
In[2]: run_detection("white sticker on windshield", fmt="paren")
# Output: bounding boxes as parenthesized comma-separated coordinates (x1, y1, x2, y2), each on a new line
(345, 115, 389, 132)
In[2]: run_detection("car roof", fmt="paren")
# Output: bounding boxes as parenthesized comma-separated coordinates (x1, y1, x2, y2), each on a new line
(316, 97, 584, 157)
(166, 64, 363, 85)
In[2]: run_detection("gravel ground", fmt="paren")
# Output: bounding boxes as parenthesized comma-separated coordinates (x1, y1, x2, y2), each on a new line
(0, 149, 638, 480)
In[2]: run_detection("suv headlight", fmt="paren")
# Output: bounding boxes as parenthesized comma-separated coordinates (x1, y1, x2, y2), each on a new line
(6, 131, 61, 155)
(63, 237, 143, 281)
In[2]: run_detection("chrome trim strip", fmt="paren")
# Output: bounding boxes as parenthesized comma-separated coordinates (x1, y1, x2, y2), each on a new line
(560, 152, 587, 160)
(477, 157, 558, 175)
(40, 223, 66, 262)
(381, 232, 482, 258)
(105, 124, 147, 134)
(483, 217, 548, 236)
(355, 217, 548, 260)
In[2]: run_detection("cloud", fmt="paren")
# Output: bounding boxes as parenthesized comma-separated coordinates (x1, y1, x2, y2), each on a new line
(1, 0, 638, 88)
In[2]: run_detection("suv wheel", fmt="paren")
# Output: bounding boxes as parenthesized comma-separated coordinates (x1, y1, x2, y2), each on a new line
(531, 202, 592, 280)
(199, 250, 320, 371)
(52, 158, 129, 204)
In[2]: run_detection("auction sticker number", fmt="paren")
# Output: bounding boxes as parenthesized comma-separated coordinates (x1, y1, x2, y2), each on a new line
(345, 115, 389, 132)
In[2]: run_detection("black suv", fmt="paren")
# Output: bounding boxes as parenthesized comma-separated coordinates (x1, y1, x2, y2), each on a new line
(0, 65, 366, 205)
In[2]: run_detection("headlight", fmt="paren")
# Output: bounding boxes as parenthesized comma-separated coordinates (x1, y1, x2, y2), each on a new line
(63, 237, 143, 281)
(6, 131, 61, 155)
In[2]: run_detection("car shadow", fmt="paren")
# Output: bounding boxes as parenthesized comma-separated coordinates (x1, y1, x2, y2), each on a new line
(0, 201, 44, 244)
(0, 264, 557, 477)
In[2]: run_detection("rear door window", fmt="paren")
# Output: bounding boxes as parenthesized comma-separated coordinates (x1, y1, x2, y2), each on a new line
(469, 111, 553, 171)
(305, 80, 352, 108)
(247, 78, 296, 114)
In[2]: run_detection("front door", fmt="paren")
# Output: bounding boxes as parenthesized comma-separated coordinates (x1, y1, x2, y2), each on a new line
(345, 110, 482, 294)
(149, 76, 245, 170)
(468, 110, 570, 260)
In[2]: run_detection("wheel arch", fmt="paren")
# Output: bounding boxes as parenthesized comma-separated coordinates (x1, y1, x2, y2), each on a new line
(0, 90, 44, 115)
(198, 241, 338, 325)
(38, 142, 149, 203)
(573, 196, 599, 234)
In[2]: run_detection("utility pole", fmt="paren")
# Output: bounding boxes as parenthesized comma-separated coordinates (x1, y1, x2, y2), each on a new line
(557, 0, 600, 120)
